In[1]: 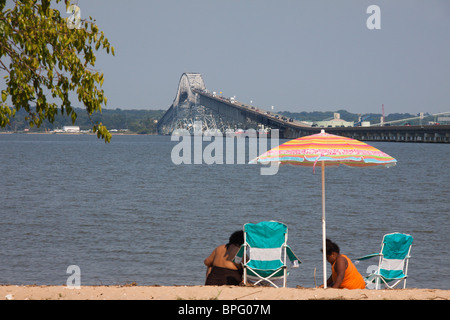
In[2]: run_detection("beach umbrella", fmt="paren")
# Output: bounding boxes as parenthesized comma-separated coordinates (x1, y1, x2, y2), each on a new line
(250, 129, 397, 288)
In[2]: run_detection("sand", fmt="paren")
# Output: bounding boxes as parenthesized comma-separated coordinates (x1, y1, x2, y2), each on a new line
(1, 285, 449, 300)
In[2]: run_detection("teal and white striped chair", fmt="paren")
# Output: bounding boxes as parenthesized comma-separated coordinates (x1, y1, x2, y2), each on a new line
(234, 221, 300, 288)
(356, 233, 413, 289)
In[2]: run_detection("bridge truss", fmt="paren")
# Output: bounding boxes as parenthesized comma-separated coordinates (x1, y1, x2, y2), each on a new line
(157, 73, 268, 135)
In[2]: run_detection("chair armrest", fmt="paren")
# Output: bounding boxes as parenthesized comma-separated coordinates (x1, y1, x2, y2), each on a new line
(355, 253, 381, 261)
(286, 245, 301, 267)
(233, 245, 245, 264)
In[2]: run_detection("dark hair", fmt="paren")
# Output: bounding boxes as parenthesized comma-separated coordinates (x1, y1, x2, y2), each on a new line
(325, 239, 340, 256)
(226, 230, 244, 249)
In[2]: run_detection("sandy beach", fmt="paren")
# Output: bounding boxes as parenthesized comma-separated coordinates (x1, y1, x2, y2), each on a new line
(1, 285, 449, 300)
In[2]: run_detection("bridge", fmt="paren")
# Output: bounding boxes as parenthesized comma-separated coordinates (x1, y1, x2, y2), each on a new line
(157, 73, 450, 143)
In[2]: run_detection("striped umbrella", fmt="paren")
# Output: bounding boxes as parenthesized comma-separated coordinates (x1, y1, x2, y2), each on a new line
(250, 129, 397, 288)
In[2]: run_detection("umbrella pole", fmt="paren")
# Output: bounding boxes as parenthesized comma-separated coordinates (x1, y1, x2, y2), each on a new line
(321, 160, 327, 288)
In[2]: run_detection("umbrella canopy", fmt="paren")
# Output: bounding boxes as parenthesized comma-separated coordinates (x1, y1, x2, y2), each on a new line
(250, 129, 397, 288)
(251, 129, 397, 170)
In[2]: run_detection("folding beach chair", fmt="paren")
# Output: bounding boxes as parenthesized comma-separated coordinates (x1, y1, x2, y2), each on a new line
(234, 221, 300, 288)
(356, 233, 413, 289)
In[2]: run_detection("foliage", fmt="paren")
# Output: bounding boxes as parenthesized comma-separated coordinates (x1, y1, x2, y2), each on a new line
(279, 110, 417, 123)
(0, 0, 114, 142)
(1, 107, 165, 134)
(2, 107, 425, 134)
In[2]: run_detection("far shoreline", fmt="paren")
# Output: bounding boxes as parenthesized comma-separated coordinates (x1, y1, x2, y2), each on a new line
(0, 131, 153, 136)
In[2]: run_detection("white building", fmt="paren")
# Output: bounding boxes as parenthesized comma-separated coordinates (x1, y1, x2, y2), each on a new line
(63, 126, 80, 133)
(315, 113, 354, 128)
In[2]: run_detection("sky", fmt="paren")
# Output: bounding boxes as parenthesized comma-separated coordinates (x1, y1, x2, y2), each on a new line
(30, 1, 450, 115)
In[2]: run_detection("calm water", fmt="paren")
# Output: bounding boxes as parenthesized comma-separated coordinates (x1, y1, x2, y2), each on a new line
(0, 134, 448, 289)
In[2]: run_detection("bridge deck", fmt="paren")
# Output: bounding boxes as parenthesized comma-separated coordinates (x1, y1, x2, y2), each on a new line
(157, 73, 450, 143)
(194, 90, 450, 142)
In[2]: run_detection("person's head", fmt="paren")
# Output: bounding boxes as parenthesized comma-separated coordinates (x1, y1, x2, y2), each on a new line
(324, 239, 340, 264)
(226, 230, 244, 249)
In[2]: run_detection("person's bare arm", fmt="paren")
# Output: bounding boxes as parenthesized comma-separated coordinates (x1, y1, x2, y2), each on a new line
(204, 248, 216, 278)
(204, 248, 216, 267)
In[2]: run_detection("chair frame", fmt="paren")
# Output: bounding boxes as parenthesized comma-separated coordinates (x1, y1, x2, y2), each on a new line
(243, 232, 288, 287)
(239, 221, 299, 288)
(358, 233, 413, 289)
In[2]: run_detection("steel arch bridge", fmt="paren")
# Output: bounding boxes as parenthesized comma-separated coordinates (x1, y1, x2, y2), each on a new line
(156, 73, 314, 138)
(157, 73, 450, 142)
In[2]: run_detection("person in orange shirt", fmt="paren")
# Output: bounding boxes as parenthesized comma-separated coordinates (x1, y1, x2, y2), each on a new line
(321, 239, 366, 289)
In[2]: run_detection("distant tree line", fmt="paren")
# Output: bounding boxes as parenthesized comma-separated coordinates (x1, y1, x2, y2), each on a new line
(1, 107, 425, 134)
(1, 107, 165, 134)
(279, 109, 422, 124)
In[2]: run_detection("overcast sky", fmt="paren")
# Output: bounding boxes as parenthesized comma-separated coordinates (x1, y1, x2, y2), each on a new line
(57, 1, 450, 115)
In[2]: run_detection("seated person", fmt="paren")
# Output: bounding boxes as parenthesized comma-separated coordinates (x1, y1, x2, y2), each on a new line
(204, 231, 244, 286)
(322, 239, 366, 289)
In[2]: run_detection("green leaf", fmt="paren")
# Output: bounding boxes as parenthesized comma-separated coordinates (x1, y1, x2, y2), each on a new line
(0, 0, 114, 143)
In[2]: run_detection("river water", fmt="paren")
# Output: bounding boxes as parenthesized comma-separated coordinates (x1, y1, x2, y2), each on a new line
(0, 133, 448, 289)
